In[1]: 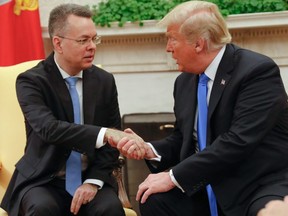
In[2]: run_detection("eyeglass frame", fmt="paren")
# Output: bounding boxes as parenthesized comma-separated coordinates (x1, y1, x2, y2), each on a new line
(57, 35, 101, 46)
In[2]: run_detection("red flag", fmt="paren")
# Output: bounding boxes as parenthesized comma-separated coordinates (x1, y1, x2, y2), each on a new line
(0, 0, 44, 66)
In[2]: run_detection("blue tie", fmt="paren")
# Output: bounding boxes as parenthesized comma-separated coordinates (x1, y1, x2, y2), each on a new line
(197, 73, 218, 216)
(65, 77, 82, 196)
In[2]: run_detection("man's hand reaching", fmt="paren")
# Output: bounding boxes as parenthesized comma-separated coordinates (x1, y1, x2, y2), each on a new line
(105, 128, 153, 160)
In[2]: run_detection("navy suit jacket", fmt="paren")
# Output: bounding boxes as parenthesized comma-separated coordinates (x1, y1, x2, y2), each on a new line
(148, 44, 288, 216)
(1, 53, 121, 215)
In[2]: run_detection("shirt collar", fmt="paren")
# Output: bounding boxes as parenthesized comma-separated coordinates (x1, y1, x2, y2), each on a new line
(204, 45, 226, 81)
(54, 56, 83, 79)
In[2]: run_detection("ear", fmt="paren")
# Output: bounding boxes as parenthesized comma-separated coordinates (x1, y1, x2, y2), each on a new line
(53, 36, 63, 53)
(194, 37, 205, 53)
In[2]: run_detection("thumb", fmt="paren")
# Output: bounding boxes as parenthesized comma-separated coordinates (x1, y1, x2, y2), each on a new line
(124, 128, 135, 134)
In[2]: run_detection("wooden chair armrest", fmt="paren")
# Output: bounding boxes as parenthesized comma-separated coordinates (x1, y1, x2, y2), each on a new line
(113, 155, 133, 209)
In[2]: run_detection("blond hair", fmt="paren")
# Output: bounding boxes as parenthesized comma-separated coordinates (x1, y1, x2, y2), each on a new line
(158, 1, 231, 51)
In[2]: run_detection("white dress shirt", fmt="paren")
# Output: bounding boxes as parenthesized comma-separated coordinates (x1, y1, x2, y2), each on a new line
(55, 58, 106, 188)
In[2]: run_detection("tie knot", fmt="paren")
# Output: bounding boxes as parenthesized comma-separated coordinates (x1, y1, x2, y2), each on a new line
(199, 73, 209, 85)
(65, 77, 79, 87)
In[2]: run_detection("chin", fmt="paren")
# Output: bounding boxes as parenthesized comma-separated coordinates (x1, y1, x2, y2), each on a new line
(178, 65, 184, 72)
(82, 63, 93, 70)
(87, 61, 93, 66)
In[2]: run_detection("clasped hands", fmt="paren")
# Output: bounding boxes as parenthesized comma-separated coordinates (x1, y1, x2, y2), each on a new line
(106, 128, 155, 160)
(106, 128, 175, 203)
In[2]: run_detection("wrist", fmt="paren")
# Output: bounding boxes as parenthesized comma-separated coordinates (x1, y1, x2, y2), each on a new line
(104, 128, 112, 143)
(145, 144, 156, 159)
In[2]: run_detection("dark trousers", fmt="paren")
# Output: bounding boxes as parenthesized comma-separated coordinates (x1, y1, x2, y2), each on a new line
(20, 179, 125, 216)
(139, 188, 216, 216)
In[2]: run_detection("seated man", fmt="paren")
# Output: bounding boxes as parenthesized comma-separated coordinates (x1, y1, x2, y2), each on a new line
(114, 1, 288, 216)
(0, 3, 142, 216)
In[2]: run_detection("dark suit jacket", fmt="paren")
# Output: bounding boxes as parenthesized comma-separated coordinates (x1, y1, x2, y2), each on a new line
(1, 53, 121, 215)
(148, 44, 288, 216)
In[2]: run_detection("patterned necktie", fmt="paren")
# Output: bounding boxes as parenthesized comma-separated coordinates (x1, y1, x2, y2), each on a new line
(65, 77, 82, 196)
(197, 73, 218, 216)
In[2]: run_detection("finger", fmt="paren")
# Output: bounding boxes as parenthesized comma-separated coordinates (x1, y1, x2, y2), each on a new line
(125, 147, 140, 160)
(71, 194, 84, 215)
(121, 140, 136, 153)
(127, 143, 138, 155)
(70, 196, 77, 214)
(74, 200, 82, 215)
(134, 142, 146, 159)
(136, 182, 148, 201)
(70, 195, 81, 215)
(129, 151, 140, 159)
(125, 149, 139, 159)
(83, 197, 91, 204)
(72, 201, 81, 215)
(117, 137, 130, 150)
(138, 142, 146, 158)
(133, 150, 142, 160)
(136, 147, 145, 159)
(141, 188, 152, 204)
(128, 144, 144, 160)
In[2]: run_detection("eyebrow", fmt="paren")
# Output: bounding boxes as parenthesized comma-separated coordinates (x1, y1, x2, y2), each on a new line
(165, 32, 172, 37)
(79, 34, 98, 38)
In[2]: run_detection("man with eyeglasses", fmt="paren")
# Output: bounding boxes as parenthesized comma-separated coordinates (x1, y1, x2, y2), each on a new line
(0, 3, 143, 216)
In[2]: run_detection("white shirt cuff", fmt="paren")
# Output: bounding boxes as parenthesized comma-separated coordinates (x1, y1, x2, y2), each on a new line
(84, 179, 104, 189)
(146, 142, 162, 161)
(96, 127, 107, 149)
(169, 169, 184, 192)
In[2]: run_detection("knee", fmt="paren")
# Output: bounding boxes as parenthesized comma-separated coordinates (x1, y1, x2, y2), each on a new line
(104, 203, 125, 216)
(139, 194, 160, 215)
(101, 202, 124, 216)
(36, 203, 61, 215)
(21, 201, 61, 216)
(89, 200, 125, 216)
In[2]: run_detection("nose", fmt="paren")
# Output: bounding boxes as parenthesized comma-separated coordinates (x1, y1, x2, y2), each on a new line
(87, 39, 97, 50)
(166, 41, 173, 52)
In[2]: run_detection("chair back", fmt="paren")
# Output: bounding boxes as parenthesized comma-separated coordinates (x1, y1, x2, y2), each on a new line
(0, 60, 41, 199)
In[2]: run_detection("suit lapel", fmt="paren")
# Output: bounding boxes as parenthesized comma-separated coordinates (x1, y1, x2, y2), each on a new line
(208, 45, 234, 119)
(181, 74, 199, 158)
(45, 54, 74, 122)
(190, 75, 198, 128)
(207, 45, 234, 145)
(82, 68, 96, 125)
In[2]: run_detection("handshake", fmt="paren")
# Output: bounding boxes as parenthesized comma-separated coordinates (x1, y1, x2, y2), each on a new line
(104, 128, 156, 160)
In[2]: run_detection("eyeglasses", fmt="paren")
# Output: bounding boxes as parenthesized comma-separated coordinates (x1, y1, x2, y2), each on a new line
(58, 35, 101, 46)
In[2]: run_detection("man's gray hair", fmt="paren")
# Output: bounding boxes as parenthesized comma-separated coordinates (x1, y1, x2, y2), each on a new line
(48, 3, 93, 39)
